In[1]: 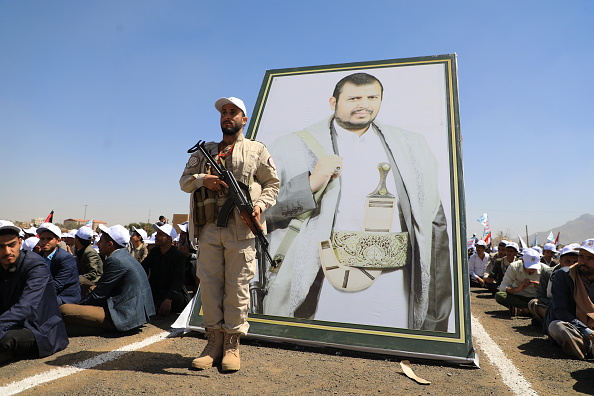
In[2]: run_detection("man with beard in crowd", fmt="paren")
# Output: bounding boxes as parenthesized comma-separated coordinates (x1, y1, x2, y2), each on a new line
(141, 223, 189, 316)
(0, 221, 68, 364)
(60, 225, 155, 334)
(545, 239, 594, 359)
(528, 245, 578, 324)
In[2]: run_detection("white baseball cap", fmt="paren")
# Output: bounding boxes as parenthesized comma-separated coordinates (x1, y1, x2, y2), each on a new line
(576, 239, 594, 256)
(559, 246, 579, 257)
(22, 237, 39, 251)
(76, 226, 94, 241)
(532, 246, 543, 256)
(23, 226, 37, 235)
(98, 224, 130, 247)
(177, 222, 188, 233)
(0, 220, 22, 235)
(145, 232, 156, 245)
(522, 248, 541, 269)
(543, 243, 558, 253)
(152, 223, 177, 239)
(475, 240, 487, 248)
(506, 242, 520, 252)
(37, 222, 62, 239)
(132, 226, 148, 241)
(214, 97, 247, 116)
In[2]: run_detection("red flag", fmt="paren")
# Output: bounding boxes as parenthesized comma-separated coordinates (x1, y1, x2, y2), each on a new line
(484, 231, 492, 245)
(44, 210, 54, 223)
(554, 232, 560, 245)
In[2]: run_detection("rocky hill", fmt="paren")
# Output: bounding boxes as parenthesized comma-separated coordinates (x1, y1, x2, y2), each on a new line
(528, 213, 594, 245)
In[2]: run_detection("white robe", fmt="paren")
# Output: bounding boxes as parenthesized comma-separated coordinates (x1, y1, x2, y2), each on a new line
(263, 116, 451, 331)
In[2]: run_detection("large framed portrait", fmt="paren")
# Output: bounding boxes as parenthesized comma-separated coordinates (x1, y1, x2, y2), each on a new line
(186, 54, 474, 364)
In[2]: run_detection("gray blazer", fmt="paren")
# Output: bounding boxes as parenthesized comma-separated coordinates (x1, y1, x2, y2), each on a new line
(81, 248, 155, 331)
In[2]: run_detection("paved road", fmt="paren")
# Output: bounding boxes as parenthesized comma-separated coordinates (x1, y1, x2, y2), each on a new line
(1, 289, 593, 395)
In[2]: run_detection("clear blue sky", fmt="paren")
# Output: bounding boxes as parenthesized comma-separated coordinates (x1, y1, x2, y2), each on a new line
(1, 0, 592, 240)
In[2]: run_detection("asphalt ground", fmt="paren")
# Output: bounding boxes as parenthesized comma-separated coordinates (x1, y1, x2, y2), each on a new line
(1, 288, 593, 395)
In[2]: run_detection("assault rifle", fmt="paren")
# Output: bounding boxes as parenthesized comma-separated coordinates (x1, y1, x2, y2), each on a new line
(187, 140, 276, 269)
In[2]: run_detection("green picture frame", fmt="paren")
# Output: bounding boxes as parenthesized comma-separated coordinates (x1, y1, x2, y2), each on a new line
(188, 54, 474, 364)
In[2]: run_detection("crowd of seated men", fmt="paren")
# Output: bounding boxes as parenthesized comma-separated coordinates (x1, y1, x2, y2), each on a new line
(0, 219, 196, 365)
(469, 237, 594, 360)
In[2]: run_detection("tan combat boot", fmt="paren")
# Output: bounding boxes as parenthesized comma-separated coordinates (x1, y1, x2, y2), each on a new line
(221, 332, 241, 371)
(191, 328, 224, 369)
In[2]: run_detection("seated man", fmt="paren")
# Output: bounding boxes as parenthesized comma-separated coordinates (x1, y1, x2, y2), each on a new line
(60, 224, 155, 333)
(484, 241, 506, 293)
(74, 226, 103, 287)
(528, 245, 578, 323)
(468, 240, 490, 288)
(544, 239, 594, 359)
(62, 230, 76, 255)
(485, 241, 519, 296)
(22, 226, 37, 240)
(22, 236, 40, 253)
(177, 221, 199, 293)
(542, 243, 559, 267)
(495, 248, 546, 316)
(127, 226, 149, 263)
(37, 222, 81, 305)
(141, 223, 190, 315)
(0, 221, 68, 364)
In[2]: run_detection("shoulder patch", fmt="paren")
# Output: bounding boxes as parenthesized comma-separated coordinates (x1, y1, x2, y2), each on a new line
(268, 156, 276, 170)
(186, 156, 199, 168)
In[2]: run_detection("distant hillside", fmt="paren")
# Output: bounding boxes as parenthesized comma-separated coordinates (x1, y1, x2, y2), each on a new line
(528, 213, 594, 246)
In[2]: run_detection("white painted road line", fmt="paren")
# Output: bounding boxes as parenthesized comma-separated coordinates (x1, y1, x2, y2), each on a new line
(471, 314, 538, 396)
(0, 329, 182, 396)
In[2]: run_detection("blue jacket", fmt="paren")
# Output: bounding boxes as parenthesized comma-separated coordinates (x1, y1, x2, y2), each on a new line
(48, 247, 81, 305)
(81, 248, 155, 331)
(0, 250, 69, 357)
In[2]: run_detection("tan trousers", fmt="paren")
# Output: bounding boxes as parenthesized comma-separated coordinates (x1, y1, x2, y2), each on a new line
(548, 320, 593, 359)
(527, 298, 547, 322)
(60, 304, 118, 331)
(197, 217, 256, 335)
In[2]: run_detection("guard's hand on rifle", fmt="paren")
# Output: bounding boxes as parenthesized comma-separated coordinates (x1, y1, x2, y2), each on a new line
(309, 154, 343, 193)
(239, 205, 262, 229)
(204, 174, 229, 191)
(252, 205, 262, 224)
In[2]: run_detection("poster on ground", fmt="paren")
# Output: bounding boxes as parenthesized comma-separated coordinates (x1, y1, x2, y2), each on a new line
(186, 54, 475, 365)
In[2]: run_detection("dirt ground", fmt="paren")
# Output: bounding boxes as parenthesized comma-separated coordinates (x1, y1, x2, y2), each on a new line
(1, 288, 594, 395)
